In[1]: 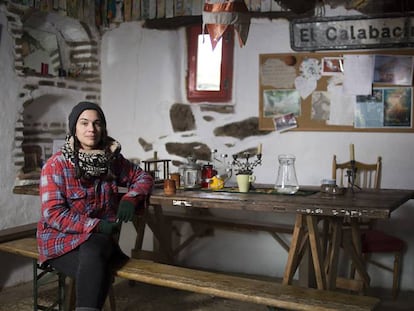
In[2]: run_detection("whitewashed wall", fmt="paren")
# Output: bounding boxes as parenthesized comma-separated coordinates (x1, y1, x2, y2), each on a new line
(1, 6, 414, 291)
(0, 10, 43, 288)
(101, 7, 414, 291)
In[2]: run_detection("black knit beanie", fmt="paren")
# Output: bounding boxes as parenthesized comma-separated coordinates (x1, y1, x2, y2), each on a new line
(68, 101, 106, 136)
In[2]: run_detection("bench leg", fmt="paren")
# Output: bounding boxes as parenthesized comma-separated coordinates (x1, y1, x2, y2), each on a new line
(33, 260, 38, 311)
(33, 260, 66, 311)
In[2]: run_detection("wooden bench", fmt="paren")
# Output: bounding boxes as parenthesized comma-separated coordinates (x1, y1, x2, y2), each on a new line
(0, 223, 66, 311)
(0, 235, 380, 311)
(0, 222, 37, 243)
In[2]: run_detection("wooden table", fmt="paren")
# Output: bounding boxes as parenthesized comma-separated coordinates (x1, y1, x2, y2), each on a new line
(13, 184, 414, 292)
(140, 186, 414, 292)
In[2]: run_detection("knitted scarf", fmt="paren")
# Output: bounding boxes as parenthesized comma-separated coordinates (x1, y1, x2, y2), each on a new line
(61, 135, 121, 179)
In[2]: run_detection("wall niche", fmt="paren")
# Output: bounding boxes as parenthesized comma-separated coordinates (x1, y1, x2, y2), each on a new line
(11, 4, 100, 80)
(1, 3, 102, 186)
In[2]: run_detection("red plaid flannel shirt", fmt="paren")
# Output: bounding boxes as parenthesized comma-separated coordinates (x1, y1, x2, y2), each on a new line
(37, 151, 153, 263)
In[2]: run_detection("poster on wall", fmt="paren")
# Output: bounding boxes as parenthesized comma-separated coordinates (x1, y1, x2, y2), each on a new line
(383, 87, 412, 127)
(355, 87, 412, 128)
(373, 55, 414, 85)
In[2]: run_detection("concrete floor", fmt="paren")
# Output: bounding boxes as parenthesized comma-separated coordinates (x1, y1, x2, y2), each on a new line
(0, 277, 413, 311)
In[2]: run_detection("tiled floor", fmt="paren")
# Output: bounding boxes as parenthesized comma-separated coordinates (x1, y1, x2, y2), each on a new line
(0, 277, 413, 311)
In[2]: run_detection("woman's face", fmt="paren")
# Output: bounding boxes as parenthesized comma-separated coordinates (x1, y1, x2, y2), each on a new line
(75, 109, 104, 150)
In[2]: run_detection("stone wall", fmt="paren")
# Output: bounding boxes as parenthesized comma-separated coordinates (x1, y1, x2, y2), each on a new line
(1, 3, 101, 184)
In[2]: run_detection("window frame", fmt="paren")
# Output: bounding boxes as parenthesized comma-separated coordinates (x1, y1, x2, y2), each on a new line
(186, 24, 234, 103)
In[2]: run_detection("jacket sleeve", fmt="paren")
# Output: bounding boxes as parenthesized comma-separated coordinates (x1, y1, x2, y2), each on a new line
(114, 153, 154, 208)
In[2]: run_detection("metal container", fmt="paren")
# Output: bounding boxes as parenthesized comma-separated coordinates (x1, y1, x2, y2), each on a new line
(179, 157, 201, 189)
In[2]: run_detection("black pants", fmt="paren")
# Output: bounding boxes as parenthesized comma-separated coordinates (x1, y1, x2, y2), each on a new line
(48, 233, 128, 309)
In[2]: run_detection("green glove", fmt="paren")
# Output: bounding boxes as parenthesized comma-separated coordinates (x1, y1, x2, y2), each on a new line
(116, 200, 135, 222)
(98, 220, 121, 235)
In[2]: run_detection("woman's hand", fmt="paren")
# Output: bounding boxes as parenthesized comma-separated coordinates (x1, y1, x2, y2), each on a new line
(116, 200, 135, 222)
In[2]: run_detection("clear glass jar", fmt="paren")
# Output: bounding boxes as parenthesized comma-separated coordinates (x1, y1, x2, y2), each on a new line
(321, 179, 339, 194)
(178, 157, 201, 188)
(275, 154, 299, 194)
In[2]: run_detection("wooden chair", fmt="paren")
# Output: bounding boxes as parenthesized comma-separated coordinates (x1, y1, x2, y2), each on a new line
(332, 154, 381, 189)
(332, 154, 405, 299)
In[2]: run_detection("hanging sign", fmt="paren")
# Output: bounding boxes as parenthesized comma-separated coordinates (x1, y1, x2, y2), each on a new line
(290, 14, 414, 51)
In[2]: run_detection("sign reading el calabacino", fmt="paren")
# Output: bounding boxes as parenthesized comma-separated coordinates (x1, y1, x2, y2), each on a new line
(290, 14, 414, 51)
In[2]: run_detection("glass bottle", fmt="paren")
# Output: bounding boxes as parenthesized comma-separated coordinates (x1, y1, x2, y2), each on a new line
(275, 154, 299, 194)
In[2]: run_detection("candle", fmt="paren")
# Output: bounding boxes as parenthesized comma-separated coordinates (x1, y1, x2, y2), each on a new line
(349, 144, 355, 161)
(257, 143, 262, 154)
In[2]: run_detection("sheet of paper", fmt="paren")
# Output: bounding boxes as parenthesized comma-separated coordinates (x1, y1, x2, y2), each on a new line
(295, 76, 317, 99)
(260, 58, 296, 88)
(327, 84, 355, 126)
(343, 54, 374, 95)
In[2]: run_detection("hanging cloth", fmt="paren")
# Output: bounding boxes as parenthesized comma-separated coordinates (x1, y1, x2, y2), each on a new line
(202, 0, 251, 49)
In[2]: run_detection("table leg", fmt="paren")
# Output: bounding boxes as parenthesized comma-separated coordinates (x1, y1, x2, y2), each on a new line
(131, 203, 176, 263)
(350, 218, 363, 279)
(284, 215, 344, 291)
(145, 204, 175, 263)
(283, 214, 306, 285)
(324, 218, 342, 290)
(132, 212, 147, 252)
(306, 215, 326, 290)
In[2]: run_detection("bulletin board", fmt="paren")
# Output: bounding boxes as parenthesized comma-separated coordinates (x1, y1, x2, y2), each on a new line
(258, 50, 414, 132)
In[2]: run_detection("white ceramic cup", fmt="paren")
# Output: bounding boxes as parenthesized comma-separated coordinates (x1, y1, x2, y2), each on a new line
(236, 174, 256, 193)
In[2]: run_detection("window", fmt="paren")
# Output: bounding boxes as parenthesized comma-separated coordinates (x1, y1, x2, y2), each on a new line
(187, 24, 234, 103)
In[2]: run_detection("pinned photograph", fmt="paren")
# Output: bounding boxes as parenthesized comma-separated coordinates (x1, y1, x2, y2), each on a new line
(373, 55, 414, 86)
(321, 57, 343, 75)
(311, 91, 330, 120)
(273, 113, 298, 132)
(263, 89, 301, 117)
